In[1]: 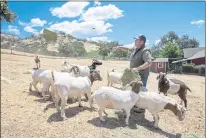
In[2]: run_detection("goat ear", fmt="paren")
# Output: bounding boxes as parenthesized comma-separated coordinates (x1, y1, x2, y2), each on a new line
(129, 81, 133, 87)
(129, 81, 136, 87)
(163, 73, 167, 77)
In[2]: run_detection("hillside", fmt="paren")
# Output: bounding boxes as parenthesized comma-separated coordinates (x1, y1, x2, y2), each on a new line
(1, 31, 100, 55)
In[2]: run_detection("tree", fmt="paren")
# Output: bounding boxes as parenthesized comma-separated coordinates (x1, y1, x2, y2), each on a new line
(58, 41, 86, 57)
(43, 29, 57, 43)
(159, 31, 179, 48)
(0, 0, 17, 23)
(112, 49, 128, 59)
(153, 31, 200, 58)
(98, 40, 120, 60)
(177, 35, 199, 49)
(187, 38, 199, 48)
(160, 42, 182, 58)
(150, 44, 161, 58)
(72, 41, 86, 57)
(99, 47, 110, 60)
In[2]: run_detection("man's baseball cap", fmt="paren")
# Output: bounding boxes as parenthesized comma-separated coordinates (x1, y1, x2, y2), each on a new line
(134, 34, 146, 42)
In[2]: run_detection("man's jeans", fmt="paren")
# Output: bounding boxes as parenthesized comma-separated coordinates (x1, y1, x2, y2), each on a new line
(140, 75, 149, 92)
(133, 74, 149, 113)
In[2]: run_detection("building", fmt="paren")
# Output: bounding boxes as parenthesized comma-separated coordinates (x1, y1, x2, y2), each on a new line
(150, 58, 169, 73)
(172, 47, 205, 65)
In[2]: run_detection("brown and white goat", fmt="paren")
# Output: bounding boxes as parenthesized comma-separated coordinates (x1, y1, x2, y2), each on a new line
(156, 72, 191, 109)
(135, 91, 187, 128)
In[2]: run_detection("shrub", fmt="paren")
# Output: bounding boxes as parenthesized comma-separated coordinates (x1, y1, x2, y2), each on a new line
(196, 65, 205, 76)
(194, 67, 199, 74)
(183, 64, 205, 76)
(182, 64, 195, 73)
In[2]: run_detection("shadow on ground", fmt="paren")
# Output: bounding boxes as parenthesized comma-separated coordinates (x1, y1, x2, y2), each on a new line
(47, 106, 94, 123)
(27, 89, 43, 98)
(88, 110, 182, 138)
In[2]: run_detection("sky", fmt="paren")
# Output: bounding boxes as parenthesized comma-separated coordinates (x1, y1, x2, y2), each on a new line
(1, 1, 205, 48)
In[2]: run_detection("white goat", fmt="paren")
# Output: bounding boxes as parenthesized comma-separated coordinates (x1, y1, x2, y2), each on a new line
(62, 60, 103, 77)
(135, 91, 187, 128)
(29, 66, 79, 101)
(62, 61, 90, 77)
(91, 81, 143, 125)
(106, 70, 123, 87)
(62, 60, 103, 101)
(53, 70, 102, 120)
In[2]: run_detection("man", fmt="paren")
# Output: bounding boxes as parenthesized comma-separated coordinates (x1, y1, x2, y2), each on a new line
(114, 34, 152, 113)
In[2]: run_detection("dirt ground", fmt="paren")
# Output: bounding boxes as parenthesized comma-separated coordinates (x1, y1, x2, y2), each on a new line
(1, 52, 205, 138)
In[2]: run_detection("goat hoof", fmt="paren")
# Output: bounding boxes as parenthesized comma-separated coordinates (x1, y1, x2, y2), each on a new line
(62, 116, 67, 121)
(38, 92, 42, 97)
(100, 118, 105, 122)
(153, 124, 159, 128)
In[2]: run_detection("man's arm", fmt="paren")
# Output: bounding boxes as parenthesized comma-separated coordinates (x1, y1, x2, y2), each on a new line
(113, 46, 134, 52)
(133, 51, 152, 70)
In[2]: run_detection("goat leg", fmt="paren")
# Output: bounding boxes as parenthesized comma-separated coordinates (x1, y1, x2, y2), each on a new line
(61, 97, 67, 120)
(151, 111, 159, 128)
(125, 109, 131, 125)
(98, 108, 105, 122)
(78, 95, 83, 107)
(103, 110, 108, 117)
(84, 93, 88, 101)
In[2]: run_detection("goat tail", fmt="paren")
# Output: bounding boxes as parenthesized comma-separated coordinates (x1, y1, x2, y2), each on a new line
(51, 70, 55, 82)
(25, 69, 33, 75)
(50, 70, 56, 92)
(50, 70, 58, 101)
(27, 67, 39, 75)
(187, 86, 192, 92)
(28, 70, 33, 74)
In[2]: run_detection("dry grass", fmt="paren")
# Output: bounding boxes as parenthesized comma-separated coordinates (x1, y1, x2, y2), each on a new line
(1, 52, 205, 138)
(83, 42, 100, 52)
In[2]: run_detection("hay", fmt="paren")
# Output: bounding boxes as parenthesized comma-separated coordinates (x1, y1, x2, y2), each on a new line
(121, 68, 141, 89)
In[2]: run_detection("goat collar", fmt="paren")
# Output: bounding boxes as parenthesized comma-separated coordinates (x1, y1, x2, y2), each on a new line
(88, 64, 96, 70)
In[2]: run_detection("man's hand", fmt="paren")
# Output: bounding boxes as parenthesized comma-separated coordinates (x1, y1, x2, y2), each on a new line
(132, 67, 139, 72)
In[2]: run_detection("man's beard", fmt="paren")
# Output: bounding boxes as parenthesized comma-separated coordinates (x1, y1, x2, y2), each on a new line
(135, 44, 144, 49)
